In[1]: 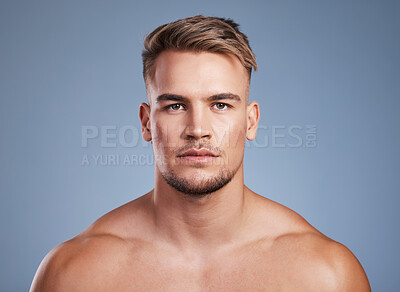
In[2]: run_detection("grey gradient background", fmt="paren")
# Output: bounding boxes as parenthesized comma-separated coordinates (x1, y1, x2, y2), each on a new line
(1, 0, 399, 291)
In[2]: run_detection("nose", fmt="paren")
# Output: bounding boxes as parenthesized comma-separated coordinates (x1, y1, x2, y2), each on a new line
(183, 107, 212, 141)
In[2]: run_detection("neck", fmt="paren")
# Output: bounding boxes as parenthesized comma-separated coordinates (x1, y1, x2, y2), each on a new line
(151, 164, 251, 253)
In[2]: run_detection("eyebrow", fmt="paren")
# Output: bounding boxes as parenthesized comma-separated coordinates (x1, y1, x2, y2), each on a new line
(156, 94, 188, 103)
(156, 93, 241, 103)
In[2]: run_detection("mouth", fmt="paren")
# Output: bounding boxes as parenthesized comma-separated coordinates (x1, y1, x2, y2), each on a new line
(177, 148, 218, 163)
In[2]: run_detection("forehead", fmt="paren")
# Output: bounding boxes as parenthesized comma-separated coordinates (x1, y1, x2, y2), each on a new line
(147, 50, 248, 101)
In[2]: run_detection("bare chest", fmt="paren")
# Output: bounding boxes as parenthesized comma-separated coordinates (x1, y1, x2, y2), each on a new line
(96, 249, 320, 292)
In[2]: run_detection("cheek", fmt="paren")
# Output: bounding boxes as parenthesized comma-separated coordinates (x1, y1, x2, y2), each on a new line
(152, 119, 182, 151)
(228, 129, 246, 151)
(151, 121, 171, 167)
(223, 116, 247, 150)
(153, 122, 167, 149)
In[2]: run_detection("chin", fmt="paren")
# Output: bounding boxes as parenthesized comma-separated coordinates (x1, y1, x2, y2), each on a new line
(161, 166, 237, 196)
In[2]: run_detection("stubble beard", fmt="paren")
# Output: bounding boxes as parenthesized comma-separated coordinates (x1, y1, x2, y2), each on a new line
(157, 140, 243, 198)
(161, 165, 239, 198)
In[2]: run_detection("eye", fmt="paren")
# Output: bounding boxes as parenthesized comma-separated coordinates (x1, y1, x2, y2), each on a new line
(213, 103, 229, 110)
(167, 104, 184, 111)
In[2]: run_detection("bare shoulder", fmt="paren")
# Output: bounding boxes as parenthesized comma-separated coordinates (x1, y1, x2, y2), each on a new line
(30, 194, 154, 292)
(30, 234, 129, 291)
(250, 192, 371, 291)
(271, 231, 371, 291)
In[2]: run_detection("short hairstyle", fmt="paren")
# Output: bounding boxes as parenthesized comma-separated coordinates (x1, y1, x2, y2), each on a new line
(142, 15, 257, 86)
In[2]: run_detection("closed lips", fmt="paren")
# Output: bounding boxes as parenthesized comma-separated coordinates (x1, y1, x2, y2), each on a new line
(178, 149, 218, 157)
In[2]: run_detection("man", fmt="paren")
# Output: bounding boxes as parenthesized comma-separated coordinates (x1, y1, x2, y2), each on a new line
(31, 15, 370, 291)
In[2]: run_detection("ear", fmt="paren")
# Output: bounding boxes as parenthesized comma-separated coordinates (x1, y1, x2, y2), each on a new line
(246, 101, 260, 140)
(139, 102, 152, 142)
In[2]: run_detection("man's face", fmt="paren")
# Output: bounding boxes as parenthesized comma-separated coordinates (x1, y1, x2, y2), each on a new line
(141, 50, 258, 196)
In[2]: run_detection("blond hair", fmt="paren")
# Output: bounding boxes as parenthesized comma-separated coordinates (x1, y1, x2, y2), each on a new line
(142, 15, 257, 85)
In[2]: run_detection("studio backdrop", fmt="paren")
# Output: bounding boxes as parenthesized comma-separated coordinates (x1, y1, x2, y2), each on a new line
(0, 0, 399, 291)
